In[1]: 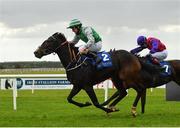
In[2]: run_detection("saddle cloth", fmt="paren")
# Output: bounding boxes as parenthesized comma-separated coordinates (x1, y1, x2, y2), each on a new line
(81, 51, 113, 70)
(95, 51, 113, 70)
(145, 58, 172, 77)
(159, 61, 172, 76)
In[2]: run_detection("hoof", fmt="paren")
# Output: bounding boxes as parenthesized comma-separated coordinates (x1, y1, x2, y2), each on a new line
(132, 111, 137, 117)
(110, 106, 119, 112)
(106, 106, 119, 114)
(131, 107, 137, 117)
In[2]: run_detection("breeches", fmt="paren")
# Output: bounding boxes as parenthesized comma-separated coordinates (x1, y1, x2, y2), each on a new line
(151, 50, 168, 61)
(79, 41, 102, 52)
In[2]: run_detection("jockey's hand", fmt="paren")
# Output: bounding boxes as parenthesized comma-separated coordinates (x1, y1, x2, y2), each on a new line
(68, 41, 73, 44)
(135, 53, 140, 57)
(79, 47, 89, 54)
(146, 53, 152, 58)
(68, 41, 75, 46)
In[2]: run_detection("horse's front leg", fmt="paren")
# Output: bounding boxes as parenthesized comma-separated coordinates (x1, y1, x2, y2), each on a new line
(67, 85, 92, 107)
(131, 89, 146, 117)
(85, 86, 118, 113)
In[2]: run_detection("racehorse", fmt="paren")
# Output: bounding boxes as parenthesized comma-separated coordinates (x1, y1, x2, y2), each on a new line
(34, 32, 142, 113)
(100, 55, 180, 116)
(34, 32, 180, 116)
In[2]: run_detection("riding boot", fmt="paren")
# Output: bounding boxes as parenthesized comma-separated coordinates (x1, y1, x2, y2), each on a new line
(146, 54, 160, 66)
(152, 58, 160, 66)
(87, 52, 101, 65)
(152, 58, 166, 72)
(145, 55, 165, 73)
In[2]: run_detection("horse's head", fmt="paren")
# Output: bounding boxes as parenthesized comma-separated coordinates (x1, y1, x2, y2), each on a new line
(34, 32, 67, 58)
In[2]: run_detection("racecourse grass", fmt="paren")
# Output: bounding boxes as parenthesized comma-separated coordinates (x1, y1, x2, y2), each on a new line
(0, 88, 180, 127)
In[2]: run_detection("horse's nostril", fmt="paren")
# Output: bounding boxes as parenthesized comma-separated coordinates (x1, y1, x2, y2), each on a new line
(34, 51, 41, 58)
(34, 51, 38, 56)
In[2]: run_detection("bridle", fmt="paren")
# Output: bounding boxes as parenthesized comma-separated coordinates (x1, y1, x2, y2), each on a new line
(38, 33, 90, 72)
(40, 34, 78, 63)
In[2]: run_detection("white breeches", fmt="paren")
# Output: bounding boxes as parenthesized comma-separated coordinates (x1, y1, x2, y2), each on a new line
(79, 41, 102, 52)
(151, 50, 168, 61)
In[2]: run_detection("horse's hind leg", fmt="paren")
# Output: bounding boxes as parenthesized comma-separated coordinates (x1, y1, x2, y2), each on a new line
(131, 91, 141, 117)
(100, 90, 119, 106)
(108, 88, 127, 107)
(141, 89, 146, 114)
(131, 89, 146, 117)
(107, 78, 127, 108)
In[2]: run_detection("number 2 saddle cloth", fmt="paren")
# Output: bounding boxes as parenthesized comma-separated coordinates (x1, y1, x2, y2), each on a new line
(81, 51, 113, 70)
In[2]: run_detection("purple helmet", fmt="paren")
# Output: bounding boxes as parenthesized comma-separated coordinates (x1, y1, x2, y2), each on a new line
(137, 36, 147, 46)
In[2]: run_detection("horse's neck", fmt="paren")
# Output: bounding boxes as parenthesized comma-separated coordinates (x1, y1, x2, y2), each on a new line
(56, 46, 72, 68)
(55, 45, 78, 68)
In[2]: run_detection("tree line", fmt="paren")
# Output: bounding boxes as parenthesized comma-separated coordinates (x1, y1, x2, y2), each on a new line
(0, 61, 63, 69)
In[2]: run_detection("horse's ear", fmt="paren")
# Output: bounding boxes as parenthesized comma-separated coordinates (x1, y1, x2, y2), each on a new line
(53, 32, 59, 36)
(52, 32, 67, 41)
(58, 33, 67, 41)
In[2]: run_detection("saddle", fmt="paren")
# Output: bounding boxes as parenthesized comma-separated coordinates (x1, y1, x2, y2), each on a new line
(80, 51, 113, 70)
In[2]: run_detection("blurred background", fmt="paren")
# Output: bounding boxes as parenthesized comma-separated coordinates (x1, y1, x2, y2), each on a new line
(0, 0, 180, 62)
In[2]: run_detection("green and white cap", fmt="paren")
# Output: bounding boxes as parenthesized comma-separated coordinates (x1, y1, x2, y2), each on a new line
(67, 19, 82, 29)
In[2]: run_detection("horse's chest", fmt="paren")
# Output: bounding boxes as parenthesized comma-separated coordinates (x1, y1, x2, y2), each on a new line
(66, 67, 94, 85)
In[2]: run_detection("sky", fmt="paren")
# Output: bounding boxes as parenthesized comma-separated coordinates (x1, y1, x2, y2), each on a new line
(0, 0, 180, 62)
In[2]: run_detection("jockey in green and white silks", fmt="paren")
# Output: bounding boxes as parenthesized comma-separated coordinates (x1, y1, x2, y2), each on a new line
(67, 19, 102, 54)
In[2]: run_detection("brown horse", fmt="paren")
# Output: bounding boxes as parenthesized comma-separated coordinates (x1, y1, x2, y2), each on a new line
(34, 32, 141, 113)
(100, 55, 180, 116)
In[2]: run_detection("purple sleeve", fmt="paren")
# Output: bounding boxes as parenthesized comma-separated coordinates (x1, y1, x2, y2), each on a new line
(150, 40, 159, 53)
(130, 47, 144, 54)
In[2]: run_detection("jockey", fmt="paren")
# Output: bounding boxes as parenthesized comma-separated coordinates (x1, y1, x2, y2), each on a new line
(130, 36, 168, 65)
(67, 19, 102, 64)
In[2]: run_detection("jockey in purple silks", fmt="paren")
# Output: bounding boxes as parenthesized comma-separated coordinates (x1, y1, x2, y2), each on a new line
(130, 36, 168, 65)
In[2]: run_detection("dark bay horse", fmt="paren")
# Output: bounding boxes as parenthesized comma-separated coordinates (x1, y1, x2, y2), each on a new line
(34, 32, 141, 113)
(100, 56, 180, 116)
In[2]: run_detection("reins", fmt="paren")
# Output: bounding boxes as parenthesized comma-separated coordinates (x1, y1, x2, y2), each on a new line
(45, 35, 83, 71)
(52, 40, 77, 62)
(54, 40, 82, 70)
(65, 44, 85, 72)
